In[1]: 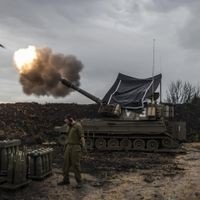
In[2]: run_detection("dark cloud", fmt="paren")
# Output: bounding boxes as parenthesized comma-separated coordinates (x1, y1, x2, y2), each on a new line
(146, 0, 200, 50)
(148, 0, 195, 12)
(178, 6, 200, 50)
(0, 0, 200, 103)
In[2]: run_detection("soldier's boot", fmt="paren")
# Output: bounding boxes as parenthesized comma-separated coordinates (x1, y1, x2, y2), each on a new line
(57, 180, 70, 185)
(75, 181, 83, 189)
(57, 177, 70, 186)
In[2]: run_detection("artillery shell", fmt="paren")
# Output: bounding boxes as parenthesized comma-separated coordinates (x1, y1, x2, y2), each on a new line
(0, 148, 8, 173)
(36, 156, 43, 176)
(7, 153, 14, 184)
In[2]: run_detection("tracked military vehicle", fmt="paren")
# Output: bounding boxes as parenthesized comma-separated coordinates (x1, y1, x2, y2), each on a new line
(60, 73, 186, 151)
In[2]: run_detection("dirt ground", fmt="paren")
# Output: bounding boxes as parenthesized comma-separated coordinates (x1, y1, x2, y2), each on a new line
(0, 143, 200, 200)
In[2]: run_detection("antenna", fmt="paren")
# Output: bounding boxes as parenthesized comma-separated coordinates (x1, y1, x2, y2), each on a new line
(152, 39, 155, 103)
(159, 55, 162, 103)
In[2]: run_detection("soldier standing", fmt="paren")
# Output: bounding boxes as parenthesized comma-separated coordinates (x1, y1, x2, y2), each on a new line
(56, 115, 86, 188)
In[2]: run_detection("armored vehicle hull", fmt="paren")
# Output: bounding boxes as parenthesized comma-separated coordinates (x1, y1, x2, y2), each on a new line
(82, 119, 186, 151)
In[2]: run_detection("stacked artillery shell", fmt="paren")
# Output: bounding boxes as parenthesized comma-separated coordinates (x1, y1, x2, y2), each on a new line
(0, 139, 21, 176)
(0, 150, 31, 190)
(27, 148, 53, 180)
(7, 151, 27, 184)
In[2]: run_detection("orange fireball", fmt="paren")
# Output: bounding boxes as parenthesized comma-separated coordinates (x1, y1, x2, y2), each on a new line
(14, 45, 37, 73)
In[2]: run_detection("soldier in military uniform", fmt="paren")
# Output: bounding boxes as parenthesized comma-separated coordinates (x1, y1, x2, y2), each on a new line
(56, 115, 86, 188)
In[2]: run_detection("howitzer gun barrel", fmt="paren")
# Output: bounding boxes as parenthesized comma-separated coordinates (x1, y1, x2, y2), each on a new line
(61, 78, 102, 104)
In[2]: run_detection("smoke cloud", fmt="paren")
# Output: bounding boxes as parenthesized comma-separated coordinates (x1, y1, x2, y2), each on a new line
(17, 47, 83, 97)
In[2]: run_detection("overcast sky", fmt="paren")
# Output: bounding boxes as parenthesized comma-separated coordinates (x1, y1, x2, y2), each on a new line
(0, 0, 200, 104)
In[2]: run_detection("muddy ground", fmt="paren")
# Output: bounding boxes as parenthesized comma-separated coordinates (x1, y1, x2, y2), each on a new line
(0, 143, 200, 200)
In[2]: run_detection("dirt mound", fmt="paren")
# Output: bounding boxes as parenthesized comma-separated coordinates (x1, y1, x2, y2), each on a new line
(0, 103, 98, 141)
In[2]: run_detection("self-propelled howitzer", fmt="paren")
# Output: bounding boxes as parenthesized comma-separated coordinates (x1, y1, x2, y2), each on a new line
(60, 75, 186, 152)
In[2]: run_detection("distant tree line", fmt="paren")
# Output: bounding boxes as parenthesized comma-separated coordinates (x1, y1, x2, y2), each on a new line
(166, 80, 200, 104)
(166, 80, 200, 141)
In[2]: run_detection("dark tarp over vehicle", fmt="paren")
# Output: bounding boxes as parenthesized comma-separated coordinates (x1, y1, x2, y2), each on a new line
(102, 73, 162, 109)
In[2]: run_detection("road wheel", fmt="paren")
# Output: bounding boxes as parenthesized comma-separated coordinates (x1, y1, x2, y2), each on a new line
(146, 139, 159, 151)
(120, 139, 132, 150)
(162, 138, 173, 148)
(86, 138, 94, 150)
(133, 139, 145, 150)
(162, 138, 179, 148)
(107, 139, 119, 150)
(95, 138, 106, 150)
